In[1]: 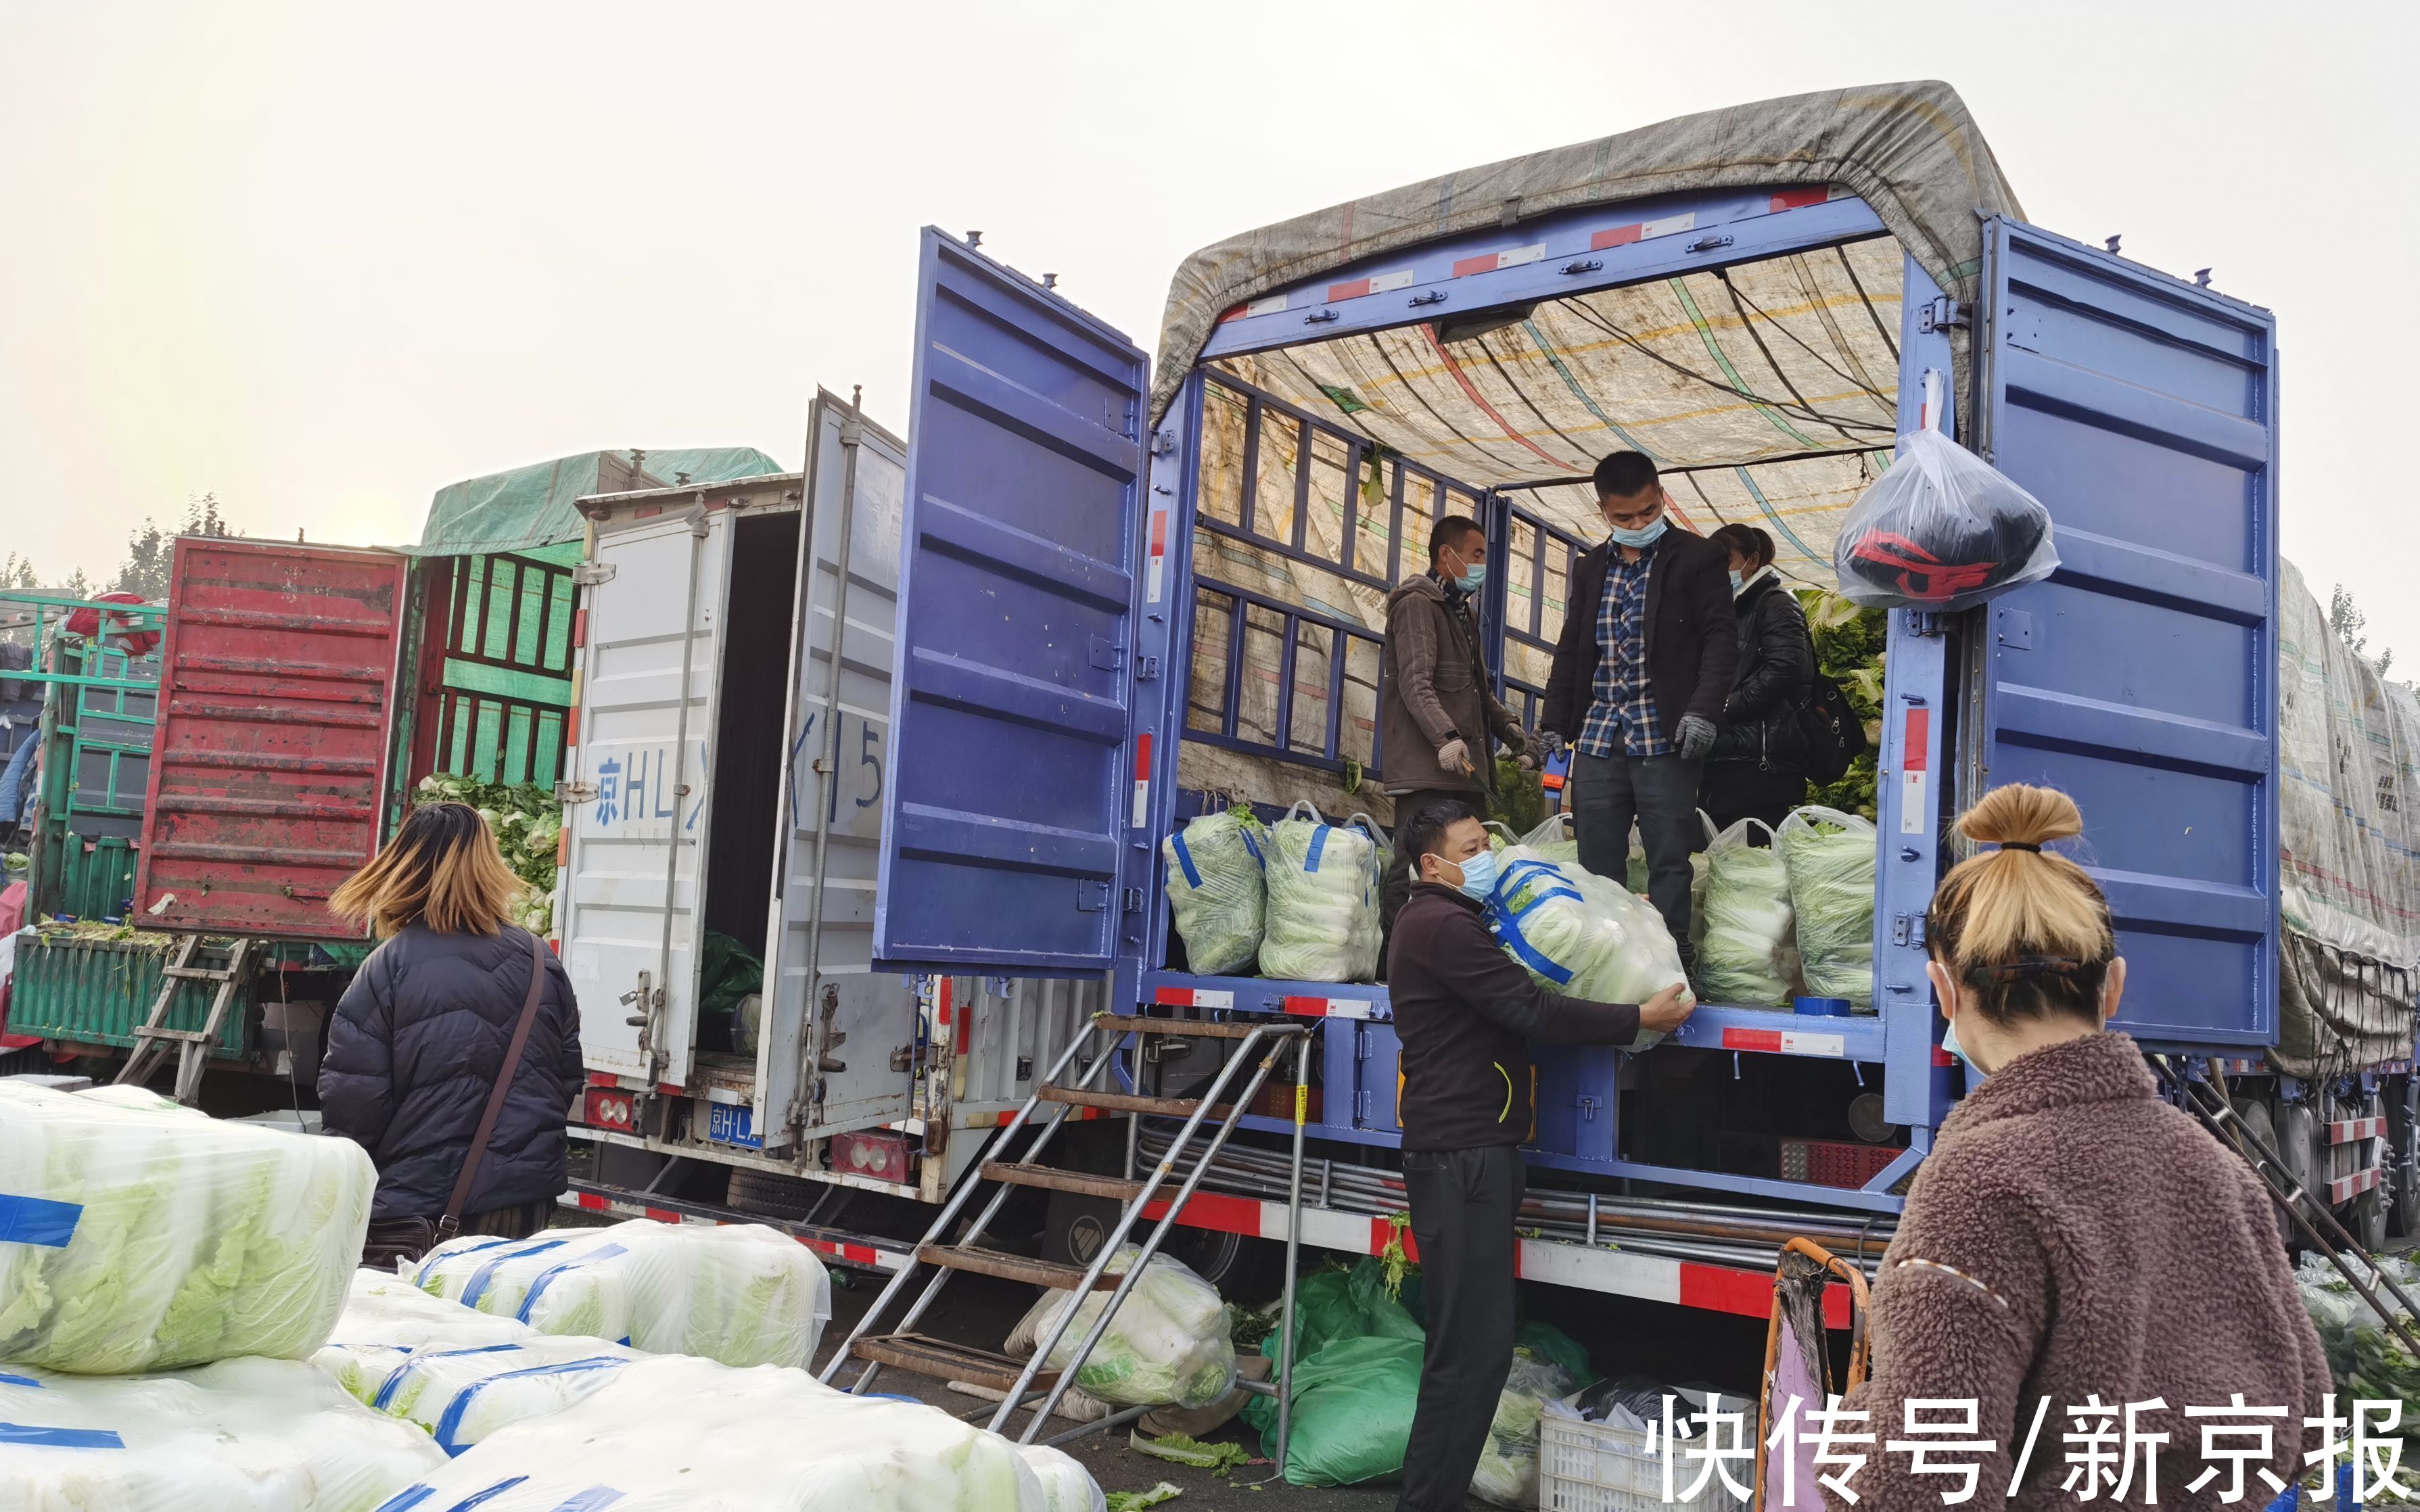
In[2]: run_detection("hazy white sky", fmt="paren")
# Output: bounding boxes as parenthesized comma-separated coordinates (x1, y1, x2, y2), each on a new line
(3, 1, 2413, 655)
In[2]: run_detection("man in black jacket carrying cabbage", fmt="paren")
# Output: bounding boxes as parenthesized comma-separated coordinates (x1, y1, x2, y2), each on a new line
(1385, 799, 1694, 1511)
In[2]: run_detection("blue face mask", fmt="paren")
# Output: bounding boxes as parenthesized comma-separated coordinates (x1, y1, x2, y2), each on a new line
(1727, 569, 1745, 595)
(1939, 1012, 1968, 1065)
(1456, 561, 1487, 593)
(1607, 516, 1668, 549)
(1446, 847, 1498, 901)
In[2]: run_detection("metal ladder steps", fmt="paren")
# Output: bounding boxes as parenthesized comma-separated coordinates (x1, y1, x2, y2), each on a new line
(914, 1244, 1121, 1291)
(849, 1333, 1060, 1396)
(1036, 1086, 1236, 1120)
(980, 1162, 1147, 1203)
(1096, 1014, 1311, 1041)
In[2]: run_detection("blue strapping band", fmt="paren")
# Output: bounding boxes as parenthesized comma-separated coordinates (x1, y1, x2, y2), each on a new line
(1171, 832, 1203, 889)
(0, 1423, 124, 1448)
(1305, 825, 1329, 873)
(440, 1478, 530, 1512)
(373, 1344, 527, 1412)
(1491, 916, 1575, 986)
(0, 1194, 82, 1248)
(0, 1372, 42, 1388)
(461, 1237, 568, 1309)
(370, 1489, 436, 1512)
(515, 1244, 628, 1324)
(548, 1489, 627, 1512)
(1240, 828, 1262, 865)
(413, 1233, 519, 1288)
(433, 1356, 632, 1455)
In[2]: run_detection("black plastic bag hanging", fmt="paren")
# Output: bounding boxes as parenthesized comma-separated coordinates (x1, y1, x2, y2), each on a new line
(1833, 387, 2057, 613)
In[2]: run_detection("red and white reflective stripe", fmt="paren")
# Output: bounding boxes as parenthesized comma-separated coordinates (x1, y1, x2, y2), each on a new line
(1721, 1027, 1846, 1058)
(561, 1191, 907, 1270)
(1144, 1194, 1848, 1325)
(2328, 1117, 2387, 1145)
(1145, 507, 1169, 604)
(1900, 708, 1932, 838)
(1326, 269, 1416, 302)
(2329, 1167, 2383, 1205)
(1590, 212, 1696, 252)
(1282, 995, 1374, 1021)
(587, 1072, 619, 1088)
(1218, 293, 1289, 323)
(1451, 243, 1547, 279)
(1151, 987, 1236, 1009)
(1769, 187, 1829, 213)
(1132, 734, 1154, 829)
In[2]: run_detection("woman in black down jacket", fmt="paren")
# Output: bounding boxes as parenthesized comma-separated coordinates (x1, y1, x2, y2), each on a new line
(320, 801, 583, 1242)
(1700, 525, 1817, 840)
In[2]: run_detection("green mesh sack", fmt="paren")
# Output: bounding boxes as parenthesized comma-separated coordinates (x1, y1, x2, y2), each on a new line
(1161, 808, 1266, 976)
(1777, 805, 1878, 1009)
(1698, 818, 1796, 1007)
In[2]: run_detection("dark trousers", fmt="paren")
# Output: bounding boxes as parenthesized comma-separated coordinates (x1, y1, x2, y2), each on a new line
(1380, 787, 1487, 942)
(1570, 750, 1704, 951)
(1397, 1145, 1525, 1512)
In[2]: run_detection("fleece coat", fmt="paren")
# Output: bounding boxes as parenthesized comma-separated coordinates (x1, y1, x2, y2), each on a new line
(1834, 1031, 2331, 1512)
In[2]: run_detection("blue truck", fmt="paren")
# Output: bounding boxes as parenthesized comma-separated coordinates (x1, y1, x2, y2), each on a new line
(555, 84, 2412, 1321)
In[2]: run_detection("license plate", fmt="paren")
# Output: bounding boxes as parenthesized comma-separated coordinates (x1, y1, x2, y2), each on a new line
(705, 1102, 762, 1149)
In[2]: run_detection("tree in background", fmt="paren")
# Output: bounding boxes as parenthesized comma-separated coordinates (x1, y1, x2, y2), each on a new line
(2333, 583, 2396, 680)
(0, 554, 35, 590)
(112, 494, 234, 600)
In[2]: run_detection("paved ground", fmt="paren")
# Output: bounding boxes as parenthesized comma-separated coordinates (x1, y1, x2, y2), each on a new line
(813, 1269, 1400, 1511)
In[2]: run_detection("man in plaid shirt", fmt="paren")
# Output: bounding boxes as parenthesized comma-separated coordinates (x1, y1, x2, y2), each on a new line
(1540, 452, 1739, 958)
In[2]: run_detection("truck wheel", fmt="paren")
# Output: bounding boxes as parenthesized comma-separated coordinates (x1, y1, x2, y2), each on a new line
(728, 1168, 825, 1221)
(2352, 1185, 2390, 1254)
(2277, 1099, 2325, 1250)
(2235, 1100, 2292, 1244)
(2388, 1082, 2420, 1238)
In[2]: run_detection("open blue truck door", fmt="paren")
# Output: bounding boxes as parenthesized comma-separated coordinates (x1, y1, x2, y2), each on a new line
(1968, 218, 2281, 1047)
(874, 228, 1151, 976)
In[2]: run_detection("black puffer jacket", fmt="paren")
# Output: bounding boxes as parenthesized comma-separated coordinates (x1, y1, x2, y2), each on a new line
(1704, 573, 1816, 813)
(320, 924, 583, 1223)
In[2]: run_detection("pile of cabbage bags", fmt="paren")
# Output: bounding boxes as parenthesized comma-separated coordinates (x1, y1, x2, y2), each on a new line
(366, 1352, 1079, 1512)
(1258, 803, 1382, 983)
(1698, 818, 1796, 1007)
(0, 1080, 375, 1373)
(1487, 848, 1692, 1047)
(366, 1334, 641, 1455)
(1008, 1246, 1237, 1409)
(411, 1219, 831, 1369)
(314, 1269, 540, 1404)
(1777, 807, 1878, 1010)
(1161, 807, 1266, 974)
(0, 1356, 445, 1512)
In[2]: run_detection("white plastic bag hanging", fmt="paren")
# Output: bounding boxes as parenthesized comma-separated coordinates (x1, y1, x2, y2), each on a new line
(1161, 808, 1267, 976)
(1834, 419, 2057, 612)
(1698, 818, 1796, 1008)
(1776, 806, 1879, 1010)
(1258, 801, 1381, 983)
(1518, 813, 1581, 865)
(1488, 848, 1691, 1049)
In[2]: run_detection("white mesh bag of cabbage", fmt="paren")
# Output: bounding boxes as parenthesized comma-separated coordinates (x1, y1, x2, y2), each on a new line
(1006, 1246, 1238, 1409)
(0, 1080, 375, 1373)
(1259, 803, 1384, 983)
(412, 1219, 830, 1367)
(315, 1268, 540, 1406)
(1698, 817, 1796, 1008)
(360, 1352, 1075, 1511)
(1486, 849, 1691, 1050)
(1777, 806, 1879, 1010)
(0, 1356, 444, 1512)
(1161, 807, 1267, 976)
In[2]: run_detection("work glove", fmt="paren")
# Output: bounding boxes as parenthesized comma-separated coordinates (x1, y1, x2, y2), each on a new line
(1517, 728, 1556, 771)
(1435, 736, 1474, 776)
(1676, 714, 1717, 763)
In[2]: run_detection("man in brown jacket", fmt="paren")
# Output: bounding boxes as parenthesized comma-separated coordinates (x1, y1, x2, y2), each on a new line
(1377, 515, 1537, 937)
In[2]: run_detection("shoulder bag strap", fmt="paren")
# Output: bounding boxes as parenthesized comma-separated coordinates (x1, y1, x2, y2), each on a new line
(438, 930, 551, 1240)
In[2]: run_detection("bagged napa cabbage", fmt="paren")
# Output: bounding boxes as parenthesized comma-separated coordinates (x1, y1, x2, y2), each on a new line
(1019, 1445, 1108, 1512)
(365, 1352, 1048, 1512)
(1519, 813, 1581, 866)
(1777, 807, 1878, 1010)
(1008, 1246, 1236, 1409)
(0, 1356, 444, 1512)
(413, 1219, 831, 1368)
(1162, 807, 1266, 975)
(360, 1335, 641, 1455)
(1258, 803, 1382, 983)
(0, 1079, 375, 1373)
(1472, 1350, 1582, 1508)
(1488, 848, 1691, 1049)
(315, 1269, 539, 1405)
(1698, 818, 1796, 1007)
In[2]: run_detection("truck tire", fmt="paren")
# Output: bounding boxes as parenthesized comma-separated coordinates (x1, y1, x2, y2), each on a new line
(727, 1168, 825, 1221)
(2388, 1081, 2420, 1238)
(2235, 1100, 2292, 1244)
(2277, 1099, 2324, 1250)
(2352, 1185, 2390, 1254)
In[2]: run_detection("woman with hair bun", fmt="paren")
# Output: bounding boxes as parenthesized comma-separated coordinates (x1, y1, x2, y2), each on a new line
(1836, 785, 2329, 1512)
